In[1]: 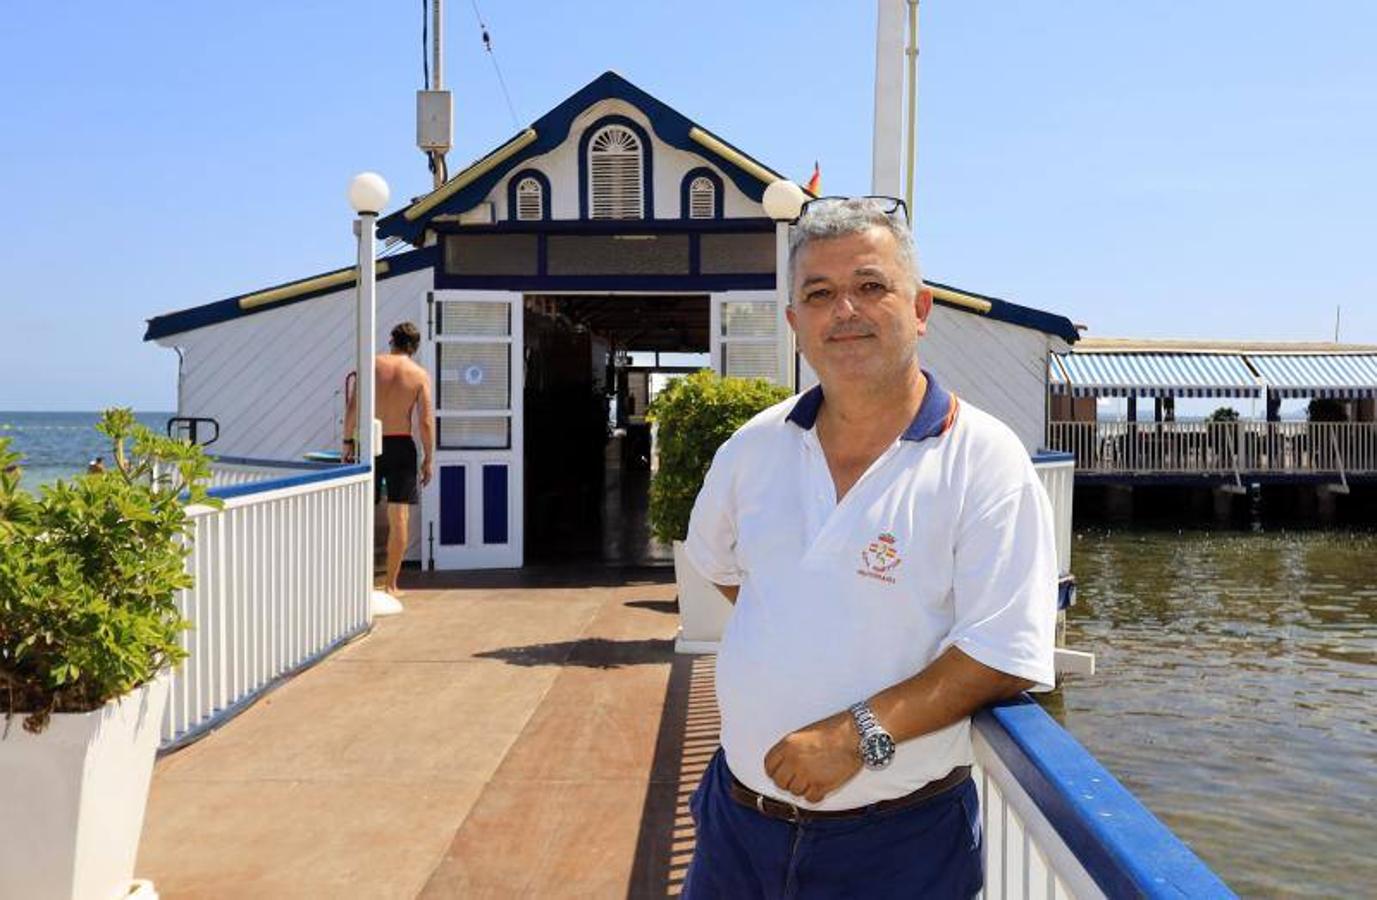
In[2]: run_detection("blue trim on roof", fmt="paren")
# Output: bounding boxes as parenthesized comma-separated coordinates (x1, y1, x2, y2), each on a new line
(928, 280, 1080, 344)
(577, 114, 654, 220)
(435, 217, 774, 235)
(785, 370, 955, 444)
(143, 245, 439, 342)
(680, 167, 724, 219)
(377, 71, 783, 244)
(506, 168, 551, 221)
(205, 464, 370, 501)
(976, 697, 1234, 898)
(434, 272, 775, 293)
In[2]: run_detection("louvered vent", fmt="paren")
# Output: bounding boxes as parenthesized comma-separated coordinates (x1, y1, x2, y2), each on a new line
(589, 125, 644, 219)
(688, 176, 715, 219)
(515, 177, 544, 221)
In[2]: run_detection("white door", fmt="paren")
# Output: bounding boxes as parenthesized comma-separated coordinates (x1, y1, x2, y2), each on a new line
(422, 290, 523, 569)
(710, 291, 787, 384)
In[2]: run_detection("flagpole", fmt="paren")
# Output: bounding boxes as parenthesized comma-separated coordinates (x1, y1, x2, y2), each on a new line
(904, 0, 919, 215)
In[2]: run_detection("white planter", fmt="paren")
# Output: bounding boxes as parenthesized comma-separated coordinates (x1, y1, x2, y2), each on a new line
(0, 676, 170, 900)
(673, 540, 734, 654)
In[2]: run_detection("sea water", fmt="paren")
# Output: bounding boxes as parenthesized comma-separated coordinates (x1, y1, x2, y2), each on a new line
(0, 411, 173, 493)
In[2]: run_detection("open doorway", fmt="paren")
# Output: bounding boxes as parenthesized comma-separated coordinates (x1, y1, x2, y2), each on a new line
(523, 294, 710, 565)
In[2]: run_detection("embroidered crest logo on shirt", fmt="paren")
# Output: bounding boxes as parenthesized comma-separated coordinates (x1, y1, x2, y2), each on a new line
(858, 532, 902, 584)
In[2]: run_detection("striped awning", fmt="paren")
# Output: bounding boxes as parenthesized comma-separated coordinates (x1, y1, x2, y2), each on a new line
(1246, 354, 1377, 398)
(1052, 353, 1261, 398)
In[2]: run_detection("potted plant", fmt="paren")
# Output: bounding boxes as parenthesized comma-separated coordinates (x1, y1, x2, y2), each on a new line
(0, 409, 214, 900)
(647, 371, 790, 652)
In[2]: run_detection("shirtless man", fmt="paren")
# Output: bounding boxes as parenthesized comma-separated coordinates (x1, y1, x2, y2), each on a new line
(344, 322, 435, 596)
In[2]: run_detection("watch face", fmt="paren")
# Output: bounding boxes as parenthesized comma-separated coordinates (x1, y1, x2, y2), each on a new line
(862, 732, 896, 769)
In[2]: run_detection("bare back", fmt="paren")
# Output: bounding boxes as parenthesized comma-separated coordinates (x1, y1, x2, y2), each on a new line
(375, 354, 430, 435)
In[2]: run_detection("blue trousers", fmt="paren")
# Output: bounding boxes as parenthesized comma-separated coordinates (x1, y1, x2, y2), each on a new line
(683, 749, 983, 899)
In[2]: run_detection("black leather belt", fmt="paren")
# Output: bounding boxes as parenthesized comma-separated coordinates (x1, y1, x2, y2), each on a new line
(728, 765, 971, 823)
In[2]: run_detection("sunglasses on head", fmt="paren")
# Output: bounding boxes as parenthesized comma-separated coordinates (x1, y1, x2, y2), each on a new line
(797, 195, 909, 224)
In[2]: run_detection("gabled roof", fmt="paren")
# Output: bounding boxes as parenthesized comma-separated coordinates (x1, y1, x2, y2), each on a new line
(376, 71, 792, 245)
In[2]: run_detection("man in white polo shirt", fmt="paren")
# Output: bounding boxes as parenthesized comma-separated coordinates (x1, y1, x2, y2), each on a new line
(680, 196, 1057, 898)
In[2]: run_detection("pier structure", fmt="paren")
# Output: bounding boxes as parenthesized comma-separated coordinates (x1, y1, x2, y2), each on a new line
(1047, 339, 1377, 488)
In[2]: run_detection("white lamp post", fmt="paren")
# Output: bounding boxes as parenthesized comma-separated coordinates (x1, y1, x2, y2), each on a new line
(762, 179, 807, 392)
(348, 172, 402, 617)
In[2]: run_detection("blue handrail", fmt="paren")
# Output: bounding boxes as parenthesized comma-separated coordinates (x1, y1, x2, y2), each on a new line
(205, 464, 370, 501)
(976, 697, 1235, 898)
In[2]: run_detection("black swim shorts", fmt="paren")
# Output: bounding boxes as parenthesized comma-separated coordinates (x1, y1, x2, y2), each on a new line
(375, 435, 419, 505)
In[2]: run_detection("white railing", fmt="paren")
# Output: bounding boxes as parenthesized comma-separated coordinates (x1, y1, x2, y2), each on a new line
(1046, 420, 1377, 476)
(973, 699, 1233, 898)
(1033, 453, 1074, 577)
(152, 455, 337, 490)
(161, 463, 372, 747)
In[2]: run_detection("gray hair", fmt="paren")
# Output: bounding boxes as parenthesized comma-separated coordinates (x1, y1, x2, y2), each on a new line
(787, 198, 923, 301)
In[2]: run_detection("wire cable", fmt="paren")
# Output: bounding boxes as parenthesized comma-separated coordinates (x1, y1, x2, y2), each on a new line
(469, 0, 521, 128)
(422, 0, 430, 90)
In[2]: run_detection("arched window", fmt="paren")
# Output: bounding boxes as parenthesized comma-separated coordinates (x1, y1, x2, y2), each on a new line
(588, 124, 645, 219)
(687, 176, 716, 219)
(515, 177, 544, 221)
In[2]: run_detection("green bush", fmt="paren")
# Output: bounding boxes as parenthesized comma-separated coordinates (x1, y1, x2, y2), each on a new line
(647, 371, 791, 544)
(1307, 398, 1348, 423)
(0, 409, 215, 734)
(1207, 406, 1240, 422)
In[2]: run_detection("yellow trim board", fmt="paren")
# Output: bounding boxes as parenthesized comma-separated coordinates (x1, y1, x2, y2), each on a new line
(238, 261, 391, 311)
(688, 127, 785, 186)
(404, 129, 538, 221)
(930, 285, 993, 314)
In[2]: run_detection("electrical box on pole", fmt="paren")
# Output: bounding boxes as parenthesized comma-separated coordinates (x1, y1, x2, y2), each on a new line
(417, 91, 452, 154)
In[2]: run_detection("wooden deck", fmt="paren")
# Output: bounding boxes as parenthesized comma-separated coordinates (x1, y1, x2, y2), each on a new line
(136, 567, 715, 898)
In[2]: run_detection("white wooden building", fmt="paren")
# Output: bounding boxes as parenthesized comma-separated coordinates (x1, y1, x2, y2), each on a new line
(144, 71, 1079, 571)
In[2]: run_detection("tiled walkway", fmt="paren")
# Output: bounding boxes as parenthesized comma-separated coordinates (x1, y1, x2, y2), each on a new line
(136, 569, 718, 898)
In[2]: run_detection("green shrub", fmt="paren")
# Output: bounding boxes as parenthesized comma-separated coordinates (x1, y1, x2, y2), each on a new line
(1207, 406, 1240, 422)
(647, 371, 791, 544)
(0, 409, 215, 734)
(1307, 398, 1348, 423)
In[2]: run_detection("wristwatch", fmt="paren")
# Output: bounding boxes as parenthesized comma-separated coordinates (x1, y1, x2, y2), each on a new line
(849, 701, 896, 770)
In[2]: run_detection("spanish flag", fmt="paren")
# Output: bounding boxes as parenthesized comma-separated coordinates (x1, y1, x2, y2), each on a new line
(805, 161, 821, 195)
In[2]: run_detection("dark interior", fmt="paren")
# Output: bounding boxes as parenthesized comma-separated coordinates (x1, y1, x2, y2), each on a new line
(523, 294, 709, 565)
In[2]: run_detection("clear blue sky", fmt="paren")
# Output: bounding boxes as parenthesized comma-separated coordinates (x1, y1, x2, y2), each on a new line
(2, 2, 1373, 410)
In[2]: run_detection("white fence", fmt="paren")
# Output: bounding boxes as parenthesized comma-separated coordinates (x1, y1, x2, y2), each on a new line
(1033, 453, 1074, 577)
(972, 699, 1233, 898)
(161, 463, 372, 747)
(1047, 420, 1377, 477)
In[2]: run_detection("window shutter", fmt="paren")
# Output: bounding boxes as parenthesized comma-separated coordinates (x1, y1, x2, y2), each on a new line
(516, 177, 543, 221)
(589, 126, 644, 219)
(688, 176, 715, 219)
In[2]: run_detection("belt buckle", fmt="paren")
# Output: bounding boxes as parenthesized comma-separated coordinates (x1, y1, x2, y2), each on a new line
(757, 792, 802, 824)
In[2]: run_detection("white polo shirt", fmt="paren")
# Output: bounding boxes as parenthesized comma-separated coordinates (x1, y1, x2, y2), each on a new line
(683, 372, 1057, 811)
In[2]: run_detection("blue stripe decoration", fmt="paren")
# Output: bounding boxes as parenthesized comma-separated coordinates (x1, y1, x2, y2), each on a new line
(205, 464, 370, 501)
(1055, 353, 1261, 398)
(482, 465, 508, 544)
(439, 465, 465, 545)
(975, 697, 1235, 898)
(1246, 353, 1377, 398)
(143, 245, 440, 342)
(927, 280, 1080, 343)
